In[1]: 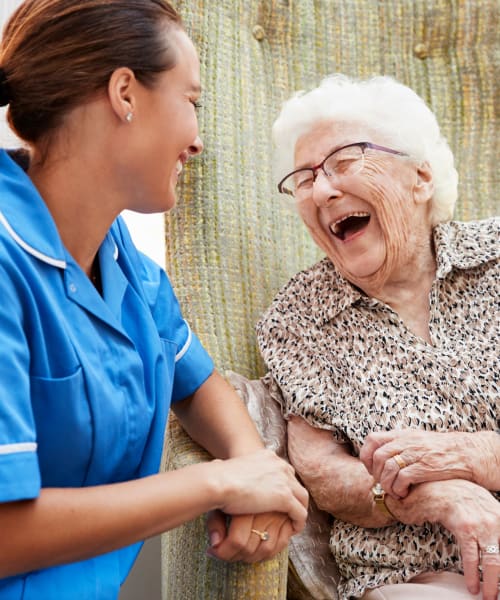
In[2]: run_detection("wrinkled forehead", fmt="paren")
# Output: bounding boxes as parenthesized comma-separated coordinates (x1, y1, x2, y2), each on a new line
(293, 119, 379, 168)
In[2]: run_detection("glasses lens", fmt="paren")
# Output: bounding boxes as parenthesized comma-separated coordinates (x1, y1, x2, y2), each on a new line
(280, 169, 314, 196)
(324, 145, 364, 177)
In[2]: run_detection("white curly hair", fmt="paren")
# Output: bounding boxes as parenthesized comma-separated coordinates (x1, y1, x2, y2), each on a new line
(272, 74, 458, 225)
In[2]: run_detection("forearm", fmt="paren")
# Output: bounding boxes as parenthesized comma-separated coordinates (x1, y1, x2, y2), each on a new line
(467, 430, 500, 490)
(173, 370, 264, 458)
(0, 462, 223, 578)
(287, 419, 392, 527)
(297, 452, 391, 527)
(389, 477, 499, 529)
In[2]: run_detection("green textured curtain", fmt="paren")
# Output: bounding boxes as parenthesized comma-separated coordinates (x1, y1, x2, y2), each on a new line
(163, 2, 498, 598)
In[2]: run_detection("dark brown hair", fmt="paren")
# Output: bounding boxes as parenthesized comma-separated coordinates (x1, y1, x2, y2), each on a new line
(0, 0, 184, 144)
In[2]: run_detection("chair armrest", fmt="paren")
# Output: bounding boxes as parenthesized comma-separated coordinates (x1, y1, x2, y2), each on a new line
(161, 414, 289, 600)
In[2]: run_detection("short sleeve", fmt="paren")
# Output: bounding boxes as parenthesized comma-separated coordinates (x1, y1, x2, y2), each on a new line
(0, 263, 41, 503)
(255, 292, 350, 444)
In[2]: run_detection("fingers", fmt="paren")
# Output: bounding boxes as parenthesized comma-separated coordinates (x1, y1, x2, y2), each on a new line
(288, 478, 309, 532)
(214, 448, 308, 534)
(207, 514, 257, 561)
(461, 538, 481, 596)
(378, 454, 414, 499)
(371, 443, 408, 484)
(206, 509, 228, 549)
(208, 513, 292, 563)
(479, 543, 500, 600)
(359, 430, 398, 474)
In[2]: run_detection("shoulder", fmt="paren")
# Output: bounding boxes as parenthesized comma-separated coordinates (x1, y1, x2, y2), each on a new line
(434, 218, 499, 272)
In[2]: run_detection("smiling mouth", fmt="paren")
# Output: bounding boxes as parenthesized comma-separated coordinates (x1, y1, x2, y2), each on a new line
(330, 212, 371, 241)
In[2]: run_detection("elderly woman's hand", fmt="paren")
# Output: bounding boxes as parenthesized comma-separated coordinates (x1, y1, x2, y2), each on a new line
(391, 479, 500, 600)
(360, 429, 500, 499)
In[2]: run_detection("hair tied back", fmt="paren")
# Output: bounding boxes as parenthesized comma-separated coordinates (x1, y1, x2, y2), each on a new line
(0, 68, 11, 107)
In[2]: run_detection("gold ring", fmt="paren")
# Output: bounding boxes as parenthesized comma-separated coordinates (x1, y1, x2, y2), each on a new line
(251, 529, 270, 541)
(393, 454, 407, 469)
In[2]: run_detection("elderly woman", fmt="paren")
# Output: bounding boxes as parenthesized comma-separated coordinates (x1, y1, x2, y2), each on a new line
(256, 75, 499, 600)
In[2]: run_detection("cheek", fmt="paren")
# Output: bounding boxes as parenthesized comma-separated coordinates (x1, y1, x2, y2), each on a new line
(296, 199, 315, 226)
(365, 178, 414, 264)
(296, 201, 333, 253)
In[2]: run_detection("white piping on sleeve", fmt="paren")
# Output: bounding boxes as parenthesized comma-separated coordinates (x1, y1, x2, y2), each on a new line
(0, 442, 37, 456)
(0, 211, 66, 268)
(175, 321, 192, 363)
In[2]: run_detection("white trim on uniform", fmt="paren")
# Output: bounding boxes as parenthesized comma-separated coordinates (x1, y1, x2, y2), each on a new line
(175, 321, 192, 362)
(0, 442, 37, 455)
(0, 211, 66, 268)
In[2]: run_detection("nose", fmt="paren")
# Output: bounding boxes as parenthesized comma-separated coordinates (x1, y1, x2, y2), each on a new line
(311, 169, 342, 207)
(188, 135, 203, 156)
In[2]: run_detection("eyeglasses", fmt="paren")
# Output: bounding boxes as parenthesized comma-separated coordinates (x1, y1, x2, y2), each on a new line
(277, 142, 409, 197)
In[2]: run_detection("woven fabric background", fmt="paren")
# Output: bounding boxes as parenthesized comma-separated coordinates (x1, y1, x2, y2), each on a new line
(165, 0, 498, 380)
(162, 2, 498, 599)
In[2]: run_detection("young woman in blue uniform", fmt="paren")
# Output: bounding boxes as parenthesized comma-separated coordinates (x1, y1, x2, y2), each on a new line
(0, 1, 308, 598)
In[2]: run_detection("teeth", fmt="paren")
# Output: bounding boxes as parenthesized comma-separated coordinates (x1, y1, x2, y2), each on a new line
(330, 212, 370, 235)
(176, 160, 183, 175)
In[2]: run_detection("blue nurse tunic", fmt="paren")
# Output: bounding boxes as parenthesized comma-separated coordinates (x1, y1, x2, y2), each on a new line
(0, 150, 214, 599)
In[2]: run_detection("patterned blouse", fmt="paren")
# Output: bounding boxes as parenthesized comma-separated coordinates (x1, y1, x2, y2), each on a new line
(256, 218, 499, 600)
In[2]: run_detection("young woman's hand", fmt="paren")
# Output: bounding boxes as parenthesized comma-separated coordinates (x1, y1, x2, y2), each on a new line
(206, 510, 293, 562)
(210, 448, 308, 533)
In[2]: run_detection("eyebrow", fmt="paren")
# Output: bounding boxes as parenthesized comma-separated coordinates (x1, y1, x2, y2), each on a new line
(294, 140, 354, 170)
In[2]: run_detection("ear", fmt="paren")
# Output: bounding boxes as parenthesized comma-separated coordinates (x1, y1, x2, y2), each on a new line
(107, 67, 137, 123)
(413, 161, 434, 205)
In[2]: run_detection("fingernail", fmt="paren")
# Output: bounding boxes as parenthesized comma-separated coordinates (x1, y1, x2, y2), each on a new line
(209, 531, 221, 547)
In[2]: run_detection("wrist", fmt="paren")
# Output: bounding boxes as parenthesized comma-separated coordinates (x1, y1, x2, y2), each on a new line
(398, 480, 449, 526)
(371, 483, 397, 520)
(468, 431, 500, 488)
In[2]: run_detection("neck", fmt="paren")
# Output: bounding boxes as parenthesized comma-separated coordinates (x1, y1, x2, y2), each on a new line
(28, 148, 121, 277)
(27, 99, 126, 275)
(358, 239, 437, 343)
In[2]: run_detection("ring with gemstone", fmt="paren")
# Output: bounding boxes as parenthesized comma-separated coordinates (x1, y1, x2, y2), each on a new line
(483, 544, 500, 555)
(251, 529, 270, 541)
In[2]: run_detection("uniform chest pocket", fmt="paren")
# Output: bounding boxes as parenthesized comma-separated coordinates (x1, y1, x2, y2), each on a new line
(30, 367, 92, 487)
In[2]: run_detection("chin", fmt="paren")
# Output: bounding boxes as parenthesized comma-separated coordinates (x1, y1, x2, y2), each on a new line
(162, 187, 178, 212)
(331, 253, 385, 282)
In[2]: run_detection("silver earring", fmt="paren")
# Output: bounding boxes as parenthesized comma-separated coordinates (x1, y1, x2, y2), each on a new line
(125, 112, 133, 123)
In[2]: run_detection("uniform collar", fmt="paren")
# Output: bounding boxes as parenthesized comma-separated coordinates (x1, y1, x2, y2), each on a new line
(0, 149, 67, 267)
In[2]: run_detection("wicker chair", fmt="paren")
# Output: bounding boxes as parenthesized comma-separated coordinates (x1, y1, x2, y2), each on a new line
(161, 1, 499, 598)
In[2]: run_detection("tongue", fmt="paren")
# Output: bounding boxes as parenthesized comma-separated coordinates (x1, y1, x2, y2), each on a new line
(338, 215, 370, 241)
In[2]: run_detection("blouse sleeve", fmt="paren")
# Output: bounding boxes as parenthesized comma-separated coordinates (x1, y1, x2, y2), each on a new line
(0, 261, 40, 503)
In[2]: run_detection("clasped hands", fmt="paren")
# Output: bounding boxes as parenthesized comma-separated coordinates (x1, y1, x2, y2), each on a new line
(360, 428, 500, 600)
(206, 510, 295, 563)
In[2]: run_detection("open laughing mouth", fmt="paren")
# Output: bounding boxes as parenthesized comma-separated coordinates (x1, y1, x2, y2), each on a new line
(330, 212, 371, 241)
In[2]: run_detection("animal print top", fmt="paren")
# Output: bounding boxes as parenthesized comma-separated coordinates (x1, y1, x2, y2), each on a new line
(256, 218, 499, 600)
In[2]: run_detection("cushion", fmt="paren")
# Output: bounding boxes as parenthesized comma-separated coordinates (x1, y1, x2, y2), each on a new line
(227, 371, 340, 600)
